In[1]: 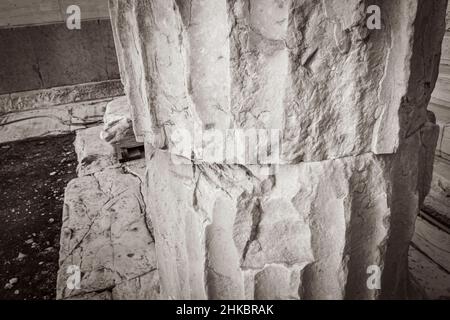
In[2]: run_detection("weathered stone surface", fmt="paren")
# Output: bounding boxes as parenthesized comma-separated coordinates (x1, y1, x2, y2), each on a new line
(57, 165, 159, 300)
(74, 126, 119, 177)
(110, 0, 446, 163)
(418, 121, 441, 205)
(145, 124, 437, 299)
(108, 0, 447, 300)
(146, 150, 384, 299)
(100, 96, 133, 144)
(380, 120, 443, 299)
(58, 124, 160, 300)
(440, 125, 450, 160)
(426, 158, 450, 223)
(0, 80, 124, 115)
(0, 99, 112, 144)
(103, 96, 131, 125)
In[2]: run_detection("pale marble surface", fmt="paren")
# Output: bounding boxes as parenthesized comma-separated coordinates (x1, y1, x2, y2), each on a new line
(57, 123, 159, 300)
(0, 99, 112, 144)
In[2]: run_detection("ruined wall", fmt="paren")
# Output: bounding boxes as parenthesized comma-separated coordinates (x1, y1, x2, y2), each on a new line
(0, 0, 121, 109)
(0, 0, 110, 28)
(109, 0, 447, 299)
(0, 20, 120, 95)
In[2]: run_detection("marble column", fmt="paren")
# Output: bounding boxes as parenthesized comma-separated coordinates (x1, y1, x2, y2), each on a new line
(109, 0, 447, 299)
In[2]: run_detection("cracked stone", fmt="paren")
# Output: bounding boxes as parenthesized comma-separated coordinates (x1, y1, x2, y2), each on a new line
(107, 0, 446, 300)
(57, 163, 159, 300)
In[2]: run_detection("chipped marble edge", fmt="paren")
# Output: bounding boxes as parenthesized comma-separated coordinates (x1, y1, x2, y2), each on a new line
(0, 96, 126, 145)
(0, 79, 124, 115)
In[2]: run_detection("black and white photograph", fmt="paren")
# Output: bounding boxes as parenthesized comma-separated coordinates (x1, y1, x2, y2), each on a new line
(0, 0, 449, 308)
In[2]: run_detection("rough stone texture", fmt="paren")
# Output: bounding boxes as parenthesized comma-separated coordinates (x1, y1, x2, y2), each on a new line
(0, 20, 120, 95)
(406, 3, 450, 299)
(146, 151, 381, 299)
(74, 125, 120, 177)
(0, 80, 124, 115)
(425, 157, 450, 224)
(57, 165, 159, 300)
(438, 125, 450, 160)
(0, 98, 116, 144)
(430, 2, 450, 160)
(109, 0, 447, 299)
(380, 123, 440, 299)
(145, 123, 438, 300)
(57, 125, 160, 300)
(110, 0, 446, 163)
(103, 96, 131, 125)
(100, 96, 133, 144)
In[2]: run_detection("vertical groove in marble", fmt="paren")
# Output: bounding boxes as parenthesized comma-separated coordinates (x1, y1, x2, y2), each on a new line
(107, 0, 447, 300)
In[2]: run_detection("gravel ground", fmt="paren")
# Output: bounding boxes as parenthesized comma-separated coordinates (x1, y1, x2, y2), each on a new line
(0, 134, 77, 300)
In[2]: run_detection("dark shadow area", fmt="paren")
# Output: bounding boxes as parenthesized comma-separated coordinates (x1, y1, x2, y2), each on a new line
(0, 134, 77, 300)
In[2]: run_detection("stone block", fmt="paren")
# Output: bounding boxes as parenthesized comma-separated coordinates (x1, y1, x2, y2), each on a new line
(57, 166, 159, 300)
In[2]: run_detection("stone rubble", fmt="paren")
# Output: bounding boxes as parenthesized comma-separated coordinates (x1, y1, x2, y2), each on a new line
(100, 96, 133, 144)
(0, 80, 124, 114)
(57, 165, 159, 300)
(57, 99, 160, 299)
(0, 99, 113, 144)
